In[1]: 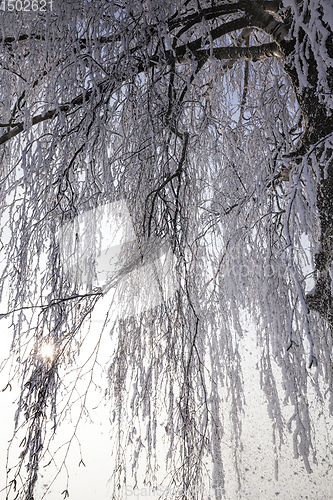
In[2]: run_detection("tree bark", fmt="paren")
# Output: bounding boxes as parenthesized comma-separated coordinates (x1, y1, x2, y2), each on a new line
(277, 7, 333, 326)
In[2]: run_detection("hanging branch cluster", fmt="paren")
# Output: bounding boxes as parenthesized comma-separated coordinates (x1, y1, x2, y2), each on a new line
(0, 1, 333, 499)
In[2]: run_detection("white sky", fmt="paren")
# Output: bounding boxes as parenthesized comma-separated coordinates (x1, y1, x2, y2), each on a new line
(1, 204, 333, 500)
(2, 310, 333, 499)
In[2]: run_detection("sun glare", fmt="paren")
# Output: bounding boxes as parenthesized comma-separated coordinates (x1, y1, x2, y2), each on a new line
(40, 343, 54, 362)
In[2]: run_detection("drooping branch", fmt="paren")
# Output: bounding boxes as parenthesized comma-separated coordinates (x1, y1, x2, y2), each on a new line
(3, 2, 333, 497)
(0, 2, 291, 148)
(0, 34, 282, 147)
(0, 2, 258, 48)
(239, 30, 251, 120)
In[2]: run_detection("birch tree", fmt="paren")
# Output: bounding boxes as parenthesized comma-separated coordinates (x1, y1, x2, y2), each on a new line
(0, 0, 333, 498)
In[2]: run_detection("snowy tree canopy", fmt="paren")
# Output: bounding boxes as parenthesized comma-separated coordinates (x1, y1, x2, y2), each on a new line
(0, 0, 333, 498)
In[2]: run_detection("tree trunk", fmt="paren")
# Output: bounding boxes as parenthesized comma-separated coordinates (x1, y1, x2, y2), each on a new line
(279, 5, 333, 325)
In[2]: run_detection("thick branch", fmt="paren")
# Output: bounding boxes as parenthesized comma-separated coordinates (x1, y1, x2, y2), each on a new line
(0, 39, 281, 146)
(0, 5, 245, 49)
(246, 1, 288, 45)
(256, 0, 282, 14)
(0, 79, 110, 145)
(0, 18, 282, 148)
(0, 2, 282, 52)
(168, 2, 246, 31)
(173, 16, 252, 58)
(194, 42, 283, 64)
